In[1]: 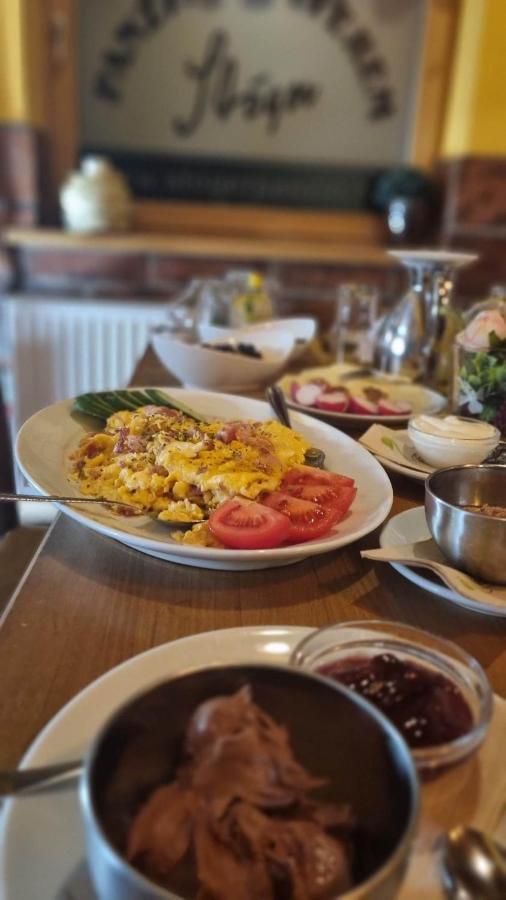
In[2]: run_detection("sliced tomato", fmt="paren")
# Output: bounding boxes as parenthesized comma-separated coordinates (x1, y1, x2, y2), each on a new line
(261, 491, 336, 543)
(282, 483, 356, 524)
(281, 465, 355, 491)
(283, 482, 343, 507)
(280, 467, 357, 527)
(208, 498, 290, 550)
(329, 485, 357, 520)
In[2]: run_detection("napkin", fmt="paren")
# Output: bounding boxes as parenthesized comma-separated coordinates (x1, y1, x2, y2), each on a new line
(359, 424, 435, 474)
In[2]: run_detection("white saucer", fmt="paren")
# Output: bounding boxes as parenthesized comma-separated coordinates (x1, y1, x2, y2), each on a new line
(360, 429, 434, 483)
(380, 508, 506, 617)
(373, 453, 429, 483)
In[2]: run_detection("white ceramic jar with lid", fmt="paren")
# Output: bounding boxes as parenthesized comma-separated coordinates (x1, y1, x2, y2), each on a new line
(408, 415, 500, 467)
(60, 156, 133, 233)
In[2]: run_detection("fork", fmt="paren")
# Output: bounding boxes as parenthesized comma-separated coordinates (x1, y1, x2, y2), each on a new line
(0, 493, 202, 527)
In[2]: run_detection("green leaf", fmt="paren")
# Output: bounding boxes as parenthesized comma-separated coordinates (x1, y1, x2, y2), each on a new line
(489, 331, 506, 351)
(481, 404, 498, 423)
(381, 436, 396, 451)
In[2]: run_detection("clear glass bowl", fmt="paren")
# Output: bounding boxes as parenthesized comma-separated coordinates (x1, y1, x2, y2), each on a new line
(290, 621, 493, 778)
(408, 415, 500, 467)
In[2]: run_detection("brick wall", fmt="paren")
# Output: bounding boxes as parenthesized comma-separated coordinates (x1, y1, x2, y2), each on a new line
(8, 246, 410, 332)
(441, 155, 506, 298)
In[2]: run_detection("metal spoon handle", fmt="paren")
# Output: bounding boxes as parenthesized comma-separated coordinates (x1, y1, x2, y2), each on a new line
(0, 760, 82, 795)
(266, 385, 291, 428)
(0, 492, 122, 506)
(266, 385, 326, 469)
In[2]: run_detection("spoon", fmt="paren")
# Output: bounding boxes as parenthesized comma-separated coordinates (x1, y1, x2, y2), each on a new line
(439, 825, 506, 899)
(0, 492, 202, 527)
(266, 385, 325, 468)
(0, 759, 83, 795)
(361, 539, 506, 606)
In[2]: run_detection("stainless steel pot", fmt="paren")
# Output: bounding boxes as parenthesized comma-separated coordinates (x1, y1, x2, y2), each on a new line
(425, 464, 506, 584)
(80, 664, 419, 900)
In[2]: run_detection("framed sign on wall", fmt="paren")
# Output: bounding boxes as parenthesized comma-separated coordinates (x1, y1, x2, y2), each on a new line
(28, 0, 460, 240)
(78, 0, 436, 210)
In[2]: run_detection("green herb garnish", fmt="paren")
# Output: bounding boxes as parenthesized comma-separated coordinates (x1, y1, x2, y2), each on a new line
(456, 349, 506, 424)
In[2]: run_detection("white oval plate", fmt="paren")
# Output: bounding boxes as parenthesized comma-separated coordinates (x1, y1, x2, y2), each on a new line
(380, 508, 506, 617)
(278, 365, 446, 426)
(15, 387, 393, 571)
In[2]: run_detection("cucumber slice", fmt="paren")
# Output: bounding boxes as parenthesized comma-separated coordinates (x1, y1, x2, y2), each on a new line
(72, 389, 206, 422)
(73, 393, 116, 418)
(100, 391, 138, 411)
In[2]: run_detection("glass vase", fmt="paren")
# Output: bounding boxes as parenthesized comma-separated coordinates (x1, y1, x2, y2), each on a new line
(374, 250, 477, 385)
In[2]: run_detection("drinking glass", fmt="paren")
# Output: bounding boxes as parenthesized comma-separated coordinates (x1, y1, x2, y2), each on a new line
(335, 284, 379, 364)
(197, 272, 275, 328)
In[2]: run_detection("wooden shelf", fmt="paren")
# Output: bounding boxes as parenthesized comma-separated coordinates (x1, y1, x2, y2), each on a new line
(3, 226, 393, 267)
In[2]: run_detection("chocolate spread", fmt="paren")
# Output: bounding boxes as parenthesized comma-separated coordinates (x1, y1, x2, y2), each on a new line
(127, 686, 355, 899)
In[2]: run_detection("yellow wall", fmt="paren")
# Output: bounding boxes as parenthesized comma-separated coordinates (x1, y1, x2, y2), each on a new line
(442, 0, 506, 157)
(0, 0, 28, 121)
(0, 0, 46, 127)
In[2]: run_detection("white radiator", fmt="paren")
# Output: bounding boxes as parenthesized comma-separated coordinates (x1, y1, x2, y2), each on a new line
(0, 295, 166, 491)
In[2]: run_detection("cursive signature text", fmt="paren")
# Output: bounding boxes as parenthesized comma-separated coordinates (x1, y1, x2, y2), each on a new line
(172, 30, 321, 136)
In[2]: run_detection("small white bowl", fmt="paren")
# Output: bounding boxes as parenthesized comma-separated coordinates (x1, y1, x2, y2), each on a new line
(151, 331, 295, 391)
(408, 416, 500, 468)
(198, 318, 316, 360)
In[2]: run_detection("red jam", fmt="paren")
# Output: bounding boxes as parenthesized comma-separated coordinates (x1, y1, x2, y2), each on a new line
(318, 653, 473, 748)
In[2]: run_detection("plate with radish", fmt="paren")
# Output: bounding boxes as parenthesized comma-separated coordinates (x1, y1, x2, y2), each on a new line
(278, 365, 446, 426)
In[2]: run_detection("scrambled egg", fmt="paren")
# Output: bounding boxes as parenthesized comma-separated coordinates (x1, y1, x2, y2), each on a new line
(69, 406, 310, 536)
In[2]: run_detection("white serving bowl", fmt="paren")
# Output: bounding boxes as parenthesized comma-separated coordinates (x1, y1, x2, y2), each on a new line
(198, 317, 316, 360)
(408, 416, 500, 467)
(151, 331, 295, 391)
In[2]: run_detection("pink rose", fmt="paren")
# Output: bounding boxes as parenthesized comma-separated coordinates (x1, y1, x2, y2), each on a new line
(456, 310, 506, 352)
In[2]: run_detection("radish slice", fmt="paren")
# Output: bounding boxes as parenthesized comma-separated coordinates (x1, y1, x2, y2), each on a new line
(378, 398, 413, 416)
(310, 378, 332, 391)
(315, 390, 349, 412)
(294, 383, 324, 407)
(348, 395, 379, 415)
(290, 381, 300, 401)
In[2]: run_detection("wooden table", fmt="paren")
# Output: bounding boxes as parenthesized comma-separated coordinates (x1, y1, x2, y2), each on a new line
(1, 348, 506, 769)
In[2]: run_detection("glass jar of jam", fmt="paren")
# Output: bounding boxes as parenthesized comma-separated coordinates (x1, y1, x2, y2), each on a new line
(291, 621, 492, 777)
